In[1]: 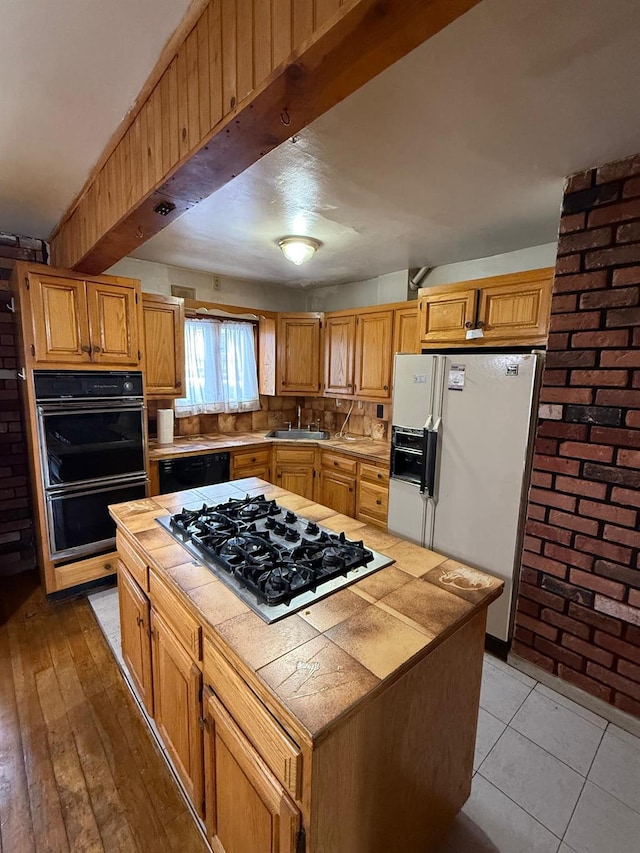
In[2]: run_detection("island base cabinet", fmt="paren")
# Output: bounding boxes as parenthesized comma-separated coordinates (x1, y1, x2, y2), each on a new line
(118, 562, 153, 716)
(204, 689, 301, 853)
(151, 610, 204, 817)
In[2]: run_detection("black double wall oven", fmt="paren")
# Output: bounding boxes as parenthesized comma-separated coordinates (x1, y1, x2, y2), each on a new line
(35, 371, 148, 561)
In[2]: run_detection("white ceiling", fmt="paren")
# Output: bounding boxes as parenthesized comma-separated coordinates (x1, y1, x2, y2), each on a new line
(0, 0, 192, 238)
(4, 0, 640, 288)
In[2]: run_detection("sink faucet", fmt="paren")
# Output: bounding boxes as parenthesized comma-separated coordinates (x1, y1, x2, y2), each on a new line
(297, 405, 301, 430)
(307, 419, 320, 431)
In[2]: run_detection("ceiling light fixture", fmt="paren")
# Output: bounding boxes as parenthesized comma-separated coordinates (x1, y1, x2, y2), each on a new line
(278, 236, 321, 265)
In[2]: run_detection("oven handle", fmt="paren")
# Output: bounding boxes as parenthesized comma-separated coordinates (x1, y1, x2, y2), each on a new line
(46, 474, 149, 499)
(38, 402, 145, 415)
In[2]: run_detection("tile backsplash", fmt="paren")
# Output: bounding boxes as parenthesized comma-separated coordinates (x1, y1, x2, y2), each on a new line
(148, 396, 390, 440)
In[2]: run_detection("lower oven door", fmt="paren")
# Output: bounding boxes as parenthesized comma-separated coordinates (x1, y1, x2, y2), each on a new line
(46, 478, 148, 561)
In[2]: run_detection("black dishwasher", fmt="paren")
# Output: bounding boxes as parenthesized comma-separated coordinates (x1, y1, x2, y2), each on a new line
(158, 452, 230, 494)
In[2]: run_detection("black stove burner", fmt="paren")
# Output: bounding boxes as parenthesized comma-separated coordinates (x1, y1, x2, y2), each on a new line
(162, 493, 379, 609)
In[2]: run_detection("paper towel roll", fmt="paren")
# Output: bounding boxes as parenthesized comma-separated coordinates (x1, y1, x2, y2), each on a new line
(157, 409, 174, 445)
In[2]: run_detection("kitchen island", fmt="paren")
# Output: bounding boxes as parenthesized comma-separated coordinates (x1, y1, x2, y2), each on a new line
(110, 478, 503, 853)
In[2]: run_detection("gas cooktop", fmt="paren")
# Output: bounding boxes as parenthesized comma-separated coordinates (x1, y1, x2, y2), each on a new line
(156, 494, 393, 623)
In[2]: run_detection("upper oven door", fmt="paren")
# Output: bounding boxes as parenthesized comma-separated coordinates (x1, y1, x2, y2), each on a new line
(37, 402, 146, 489)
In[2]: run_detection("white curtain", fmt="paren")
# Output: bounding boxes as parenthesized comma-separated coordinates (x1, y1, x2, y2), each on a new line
(175, 319, 259, 417)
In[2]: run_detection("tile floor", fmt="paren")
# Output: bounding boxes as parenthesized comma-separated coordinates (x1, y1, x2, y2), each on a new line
(88, 588, 640, 853)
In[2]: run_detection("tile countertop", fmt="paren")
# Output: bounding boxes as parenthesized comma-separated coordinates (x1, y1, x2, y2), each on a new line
(109, 478, 503, 743)
(147, 431, 392, 465)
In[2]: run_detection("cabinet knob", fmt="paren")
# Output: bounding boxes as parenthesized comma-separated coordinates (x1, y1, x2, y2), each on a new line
(251, 457, 256, 463)
(349, 487, 353, 492)
(104, 562, 112, 571)
(81, 344, 91, 353)
(176, 380, 182, 388)
(383, 385, 388, 391)
(377, 473, 382, 479)
(136, 616, 144, 627)
(93, 345, 102, 353)
(334, 461, 338, 466)
(477, 321, 485, 329)
(464, 322, 473, 329)
(376, 499, 382, 505)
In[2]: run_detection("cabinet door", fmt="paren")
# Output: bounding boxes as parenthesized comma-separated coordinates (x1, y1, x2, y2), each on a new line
(87, 280, 140, 364)
(204, 691, 300, 853)
(118, 564, 153, 715)
(354, 310, 394, 400)
(324, 314, 355, 395)
(143, 294, 185, 396)
(418, 287, 477, 346)
(478, 275, 553, 344)
(393, 306, 419, 354)
(320, 469, 356, 517)
(151, 610, 204, 815)
(30, 273, 90, 363)
(275, 465, 315, 500)
(356, 479, 389, 529)
(277, 314, 322, 394)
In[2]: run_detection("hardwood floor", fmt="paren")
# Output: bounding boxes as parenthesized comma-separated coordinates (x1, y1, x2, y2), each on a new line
(0, 571, 209, 853)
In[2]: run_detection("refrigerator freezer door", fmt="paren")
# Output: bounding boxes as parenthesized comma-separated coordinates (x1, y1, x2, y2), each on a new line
(392, 354, 438, 428)
(430, 353, 538, 642)
(388, 478, 428, 547)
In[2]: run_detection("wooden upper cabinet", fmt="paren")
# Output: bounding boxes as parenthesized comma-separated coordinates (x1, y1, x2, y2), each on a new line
(354, 310, 394, 400)
(87, 280, 140, 365)
(30, 273, 91, 363)
(142, 293, 185, 397)
(204, 690, 300, 853)
(418, 286, 477, 345)
(277, 313, 322, 394)
(393, 305, 419, 354)
(477, 270, 554, 344)
(324, 314, 355, 395)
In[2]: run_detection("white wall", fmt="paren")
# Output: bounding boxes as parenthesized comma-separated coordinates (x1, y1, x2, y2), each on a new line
(304, 242, 558, 311)
(106, 257, 305, 312)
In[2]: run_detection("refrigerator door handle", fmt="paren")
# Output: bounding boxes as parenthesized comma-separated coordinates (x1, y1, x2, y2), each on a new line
(424, 417, 441, 497)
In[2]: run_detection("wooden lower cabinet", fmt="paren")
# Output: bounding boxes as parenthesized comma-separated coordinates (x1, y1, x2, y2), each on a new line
(273, 447, 315, 500)
(231, 447, 272, 483)
(356, 460, 390, 529)
(151, 610, 204, 816)
(319, 450, 357, 517)
(118, 563, 153, 715)
(204, 689, 301, 853)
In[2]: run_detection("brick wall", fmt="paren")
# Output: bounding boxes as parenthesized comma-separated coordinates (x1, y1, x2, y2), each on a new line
(513, 154, 640, 718)
(0, 233, 47, 575)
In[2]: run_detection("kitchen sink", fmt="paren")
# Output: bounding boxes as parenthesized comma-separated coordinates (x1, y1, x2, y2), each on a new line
(266, 429, 331, 440)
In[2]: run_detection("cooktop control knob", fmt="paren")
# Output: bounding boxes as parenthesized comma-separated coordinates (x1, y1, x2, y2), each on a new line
(123, 380, 134, 392)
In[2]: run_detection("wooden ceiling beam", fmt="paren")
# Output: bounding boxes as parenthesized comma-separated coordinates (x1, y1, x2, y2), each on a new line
(50, 0, 481, 275)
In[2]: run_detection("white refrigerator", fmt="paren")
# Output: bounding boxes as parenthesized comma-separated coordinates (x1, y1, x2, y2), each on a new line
(388, 352, 542, 644)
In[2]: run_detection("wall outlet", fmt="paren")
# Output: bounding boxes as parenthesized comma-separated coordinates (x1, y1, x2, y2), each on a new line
(376, 404, 384, 418)
(357, 400, 363, 409)
(336, 399, 341, 407)
(213, 276, 221, 291)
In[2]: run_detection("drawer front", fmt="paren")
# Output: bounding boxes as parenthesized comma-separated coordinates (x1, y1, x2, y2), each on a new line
(55, 551, 117, 591)
(232, 448, 271, 471)
(321, 450, 357, 475)
(149, 569, 202, 662)
(274, 446, 316, 465)
(203, 636, 301, 799)
(117, 530, 149, 591)
(359, 461, 389, 485)
(357, 480, 389, 524)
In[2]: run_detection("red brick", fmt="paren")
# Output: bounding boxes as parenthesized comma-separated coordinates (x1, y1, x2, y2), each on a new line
(617, 221, 640, 243)
(570, 370, 628, 387)
(629, 588, 640, 609)
(544, 542, 594, 571)
(559, 227, 612, 255)
(569, 602, 623, 636)
(522, 550, 567, 579)
(626, 624, 640, 645)
(559, 212, 586, 233)
(512, 641, 555, 673)
(557, 664, 613, 703)
(593, 559, 640, 588)
(541, 575, 593, 606)
(611, 486, 640, 508)
(595, 631, 640, 664)
(549, 509, 598, 536)
(517, 597, 540, 618)
(617, 448, 640, 468)
(517, 613, 559, 642)
(562, 634, 614, 667)
(550, 295, 577, 314)
(583, 461, 640, 489)
(617, 657, 640, 683)
(574, 534, 632, 565)
(531, 470, 553, 489)
(623, 176, 640, 199)
(527, 520, 572, 546)
(627, 411, 640, 428)
(555, 255, 581, 275)
(566, 169, 595, 193)
(587, 245, 640, 270)
(579, 499, 636, 527)
(542, 608, 591, 640)
(594, 595, 640, 626)
(632, 371, 640, 388)
(588, 197, 640, 226)
(596, 389, 640, 407)
(571, 329, 628, 348)
(591, 426, 640, 448)
(606, 306, 640, 328)
(580, 287, 640, 310)
(559, 441, 614, 462)
(533, 454, 580, 476)
(548, 332, 570, 350)
(538, 421, 588, 440)
(613, 692, 640, 717)
(523, 535, 542, 554)
(604, 524, 640, 549)
(546, 350, 596, 369)
(527, 503, 546, 522)
(539, 388, 594, 405)
(530, 487, 576, 512)
(569, 568, 625, 600)
(549, 312, 601, 332)
(535, 636, 584, 669)
(519, 581, 565, 612)
(514, 625, 535, 646)
(612, 265, 640, 286)
(520, 567, 540, 586)
(586, 662, 640, 701)
(553, 271, 607, 293)
(597, 156, 640, 183)
(542, 370, 568, 387)
(535, 437, 559, 454)
(555, 475, 607, 499)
